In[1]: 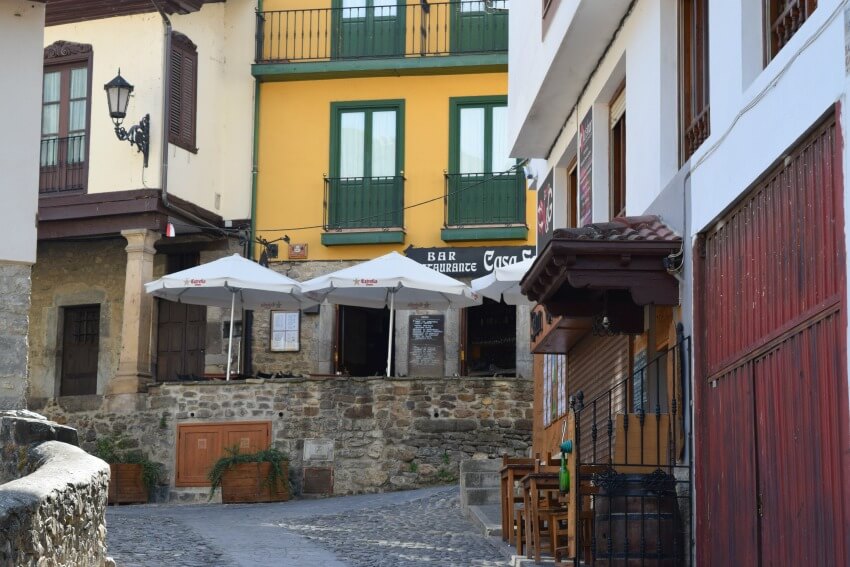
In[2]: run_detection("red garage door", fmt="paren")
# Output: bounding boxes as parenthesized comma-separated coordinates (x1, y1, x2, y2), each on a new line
(695, 108, 849, 565)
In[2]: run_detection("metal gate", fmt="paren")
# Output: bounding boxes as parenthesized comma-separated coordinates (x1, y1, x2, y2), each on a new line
(695, 108, 849, 565)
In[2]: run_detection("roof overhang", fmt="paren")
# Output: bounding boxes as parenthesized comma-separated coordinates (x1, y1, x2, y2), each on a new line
(510, 0, 631, 158)
(522, 216, 681, 326)
(45, 0, 223, 27)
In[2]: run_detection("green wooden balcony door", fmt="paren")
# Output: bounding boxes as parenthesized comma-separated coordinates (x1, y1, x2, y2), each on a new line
(451, 0, 509, 54)
(333, 0, 406, 59)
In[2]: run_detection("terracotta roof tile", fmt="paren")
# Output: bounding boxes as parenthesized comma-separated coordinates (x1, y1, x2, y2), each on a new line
(551, 215, 681, 243)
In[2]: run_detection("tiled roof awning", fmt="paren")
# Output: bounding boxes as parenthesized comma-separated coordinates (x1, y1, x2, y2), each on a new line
(521, 216, 681, 320)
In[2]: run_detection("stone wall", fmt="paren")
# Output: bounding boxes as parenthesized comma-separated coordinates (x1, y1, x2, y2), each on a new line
(34, 376, 533, 499)
(0, 262, 31, 410)
(0, 412, 110, 567)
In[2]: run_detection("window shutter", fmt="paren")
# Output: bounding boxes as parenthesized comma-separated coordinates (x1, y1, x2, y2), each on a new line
(169, 32, 197, 151)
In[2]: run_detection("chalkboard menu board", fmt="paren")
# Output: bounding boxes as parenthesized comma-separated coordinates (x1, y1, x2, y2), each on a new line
(579, 108, 593, 227)
(408, 315, 445, 376)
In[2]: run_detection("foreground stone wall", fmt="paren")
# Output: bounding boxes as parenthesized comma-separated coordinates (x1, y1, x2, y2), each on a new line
(0, 412, 109, 567)
(35, 376, 533, 498)
(0, 262, 31, 410)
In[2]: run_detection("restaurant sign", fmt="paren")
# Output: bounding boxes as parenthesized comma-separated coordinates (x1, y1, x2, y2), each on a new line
(405, 245, 535, 278)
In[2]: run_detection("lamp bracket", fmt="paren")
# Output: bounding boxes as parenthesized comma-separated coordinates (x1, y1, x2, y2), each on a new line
(114, 113, 150, 167)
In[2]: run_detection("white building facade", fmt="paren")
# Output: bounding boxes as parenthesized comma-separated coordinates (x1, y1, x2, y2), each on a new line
(512, 0, 850, 564)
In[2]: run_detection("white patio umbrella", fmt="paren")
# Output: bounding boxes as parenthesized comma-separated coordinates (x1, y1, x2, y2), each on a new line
(301, 251, 480, 377)
(145, 254, 314, 380)
(471, 256, 536, 305)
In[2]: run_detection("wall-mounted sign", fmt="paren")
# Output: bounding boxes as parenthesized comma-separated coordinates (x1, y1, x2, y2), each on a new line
(304, 438, 335, 462)
(536, 170, 555, 253)
(288, 243, 308, 260)
(405, 245, 535, 278)
(270, 310, 300, 352)
(579, 109, 593, 227)
(408, 314, 445, 376)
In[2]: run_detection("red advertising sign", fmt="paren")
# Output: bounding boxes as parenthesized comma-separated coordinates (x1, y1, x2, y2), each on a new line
(579, 109, 593, 227)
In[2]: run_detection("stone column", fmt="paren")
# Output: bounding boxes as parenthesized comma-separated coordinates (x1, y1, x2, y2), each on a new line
(107, 229, 160, 401)
(0, 262, 32, 409)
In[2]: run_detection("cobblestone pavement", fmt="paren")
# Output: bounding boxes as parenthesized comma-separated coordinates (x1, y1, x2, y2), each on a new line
(106, 486, 507, 567)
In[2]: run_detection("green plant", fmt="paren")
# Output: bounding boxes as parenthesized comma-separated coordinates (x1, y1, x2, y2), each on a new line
(90, 435, 163, 491)
(159, 414, 167, 429)
(207, 446, 290, 498)
(409, 461, 419, 474)
(441, 450, 450, 466)
(437, 467, 455, 483)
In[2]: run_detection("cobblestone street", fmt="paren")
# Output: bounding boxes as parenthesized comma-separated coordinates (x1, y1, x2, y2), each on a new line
(106, 486, 507, 566)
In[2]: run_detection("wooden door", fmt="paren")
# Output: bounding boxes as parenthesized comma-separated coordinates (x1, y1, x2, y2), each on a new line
(176, 422, 271, 487)
(60, 305, 100, 396)
(157, 300, 207, 381)
(695, 110, 849, 565)
(333, 0, 404, 59)
(451, 1, 508, 53)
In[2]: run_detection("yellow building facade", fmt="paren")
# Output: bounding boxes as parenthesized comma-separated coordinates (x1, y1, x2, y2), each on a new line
(252, 0, 535, 378)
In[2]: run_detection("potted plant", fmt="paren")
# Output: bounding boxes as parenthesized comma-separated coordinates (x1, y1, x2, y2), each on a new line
(91, 436, 163, 504)
(208, 447, 291, 503)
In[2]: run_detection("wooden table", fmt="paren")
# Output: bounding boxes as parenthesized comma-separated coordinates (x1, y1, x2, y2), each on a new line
(520, 470, 561, 563)
(499, 461, 535, 545)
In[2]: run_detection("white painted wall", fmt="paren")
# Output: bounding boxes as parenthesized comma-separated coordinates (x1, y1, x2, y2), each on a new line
(43, 0, 255, 221)
(0, 0, 44, 264)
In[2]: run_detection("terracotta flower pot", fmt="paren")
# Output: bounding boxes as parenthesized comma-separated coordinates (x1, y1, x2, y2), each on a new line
(108, 463, 148, 504)
(220, 461, 290, 503)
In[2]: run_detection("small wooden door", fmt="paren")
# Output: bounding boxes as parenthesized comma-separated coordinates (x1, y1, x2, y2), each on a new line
(175, 422, 271, 486)
(450, 1, 508, 54)
(157, 301, 207, 381)
(60, 305, 100, 396)
(332, 0, 405, 59)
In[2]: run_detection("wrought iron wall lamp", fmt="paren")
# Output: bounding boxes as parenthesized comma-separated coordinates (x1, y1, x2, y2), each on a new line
(104, 70, 150, 167)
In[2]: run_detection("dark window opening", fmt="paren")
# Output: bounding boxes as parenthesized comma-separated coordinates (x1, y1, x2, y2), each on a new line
(156, 252, 206, 382)
(568, 159, 578, 228)
(610, 111, 626, 219)
(169, 31, 198, 152)
(338, 305, 394, 376)
(766, 0, 817, 63)
(61, 304, 100, 396)
(464, 299, 516, 376)
(681, 0, 710, 161)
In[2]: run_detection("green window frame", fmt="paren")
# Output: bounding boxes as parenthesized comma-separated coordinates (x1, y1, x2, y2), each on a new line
(445, 95, 524, 234)
(326, 99, 406, 234)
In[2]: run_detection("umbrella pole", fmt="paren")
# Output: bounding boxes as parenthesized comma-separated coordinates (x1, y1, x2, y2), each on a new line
(226, 291, 236, 381)
(386, 291, 395, 378)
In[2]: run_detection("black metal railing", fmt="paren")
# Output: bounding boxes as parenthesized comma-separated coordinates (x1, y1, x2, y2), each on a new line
(572, 328, 692, 565)
(324, 175, 404, 230)
(39, 135, 87, 194)
(444, 170, 524, 226)
(256, 1, 508, 63)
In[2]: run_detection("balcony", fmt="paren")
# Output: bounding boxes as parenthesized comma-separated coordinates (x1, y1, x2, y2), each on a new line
(442, 171, 526, 241)
(323, 175, 405, 245)
(254, 1, 508, 79)
(39, 135, 87, 195)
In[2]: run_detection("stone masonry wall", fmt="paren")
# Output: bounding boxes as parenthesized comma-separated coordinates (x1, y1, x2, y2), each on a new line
(0, 412, 110, 567)
(34, 376, 533, 499)
(0, 262, 31, 410)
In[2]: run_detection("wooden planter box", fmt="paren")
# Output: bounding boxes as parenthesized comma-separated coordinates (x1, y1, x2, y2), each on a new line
(221, 462, 290, 503)
(108, 463, 148, 504)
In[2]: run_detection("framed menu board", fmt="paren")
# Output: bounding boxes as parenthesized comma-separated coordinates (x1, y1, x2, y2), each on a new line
(270, 310, 300, 352)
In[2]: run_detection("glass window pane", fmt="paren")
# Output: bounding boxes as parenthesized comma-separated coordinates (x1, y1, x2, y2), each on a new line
(69, 100, 87, 132)
(40, 137, 58, 167)
(340, 111, 365, 178)
(371, 110, 396, 177)
(460, 1, 485, 12)
(491, 105, 512, 172)
(342, 0, 366, 18)
(43, 72, 60, 103)
(374, 2, 397, 17)
(42, 103, 59, 136)
(70, 68, 88, 99)
(459, 107, 485, 174)
(68, 134, 86, 164)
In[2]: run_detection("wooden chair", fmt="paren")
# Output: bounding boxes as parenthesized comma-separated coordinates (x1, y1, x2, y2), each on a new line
(499, 455, 535, 546)
(521, 461, 562, 562)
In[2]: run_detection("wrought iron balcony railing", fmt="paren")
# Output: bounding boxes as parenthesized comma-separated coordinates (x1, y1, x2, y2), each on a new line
(256, 1, 508, 64)
(39, 135, 87, 195)
(324, 175, 404, 230)
(444, 170, 524, 227)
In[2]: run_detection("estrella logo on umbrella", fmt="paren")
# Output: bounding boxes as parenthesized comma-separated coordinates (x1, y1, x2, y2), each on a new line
(354, 278, 378, 286)
(184, 278, 206, 286)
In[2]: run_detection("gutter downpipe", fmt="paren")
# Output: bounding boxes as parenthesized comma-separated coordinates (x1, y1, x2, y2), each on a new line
(152, 2, 225, 235)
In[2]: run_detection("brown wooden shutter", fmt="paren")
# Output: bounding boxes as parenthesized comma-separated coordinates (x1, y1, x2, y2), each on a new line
(169, 32, 197, 152)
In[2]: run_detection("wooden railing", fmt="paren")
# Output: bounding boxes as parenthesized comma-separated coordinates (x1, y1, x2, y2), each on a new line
(444, 170, 524, 227)
(39, 135, 87, 195)
(684, 107, 710, 161)
(323, 175, 404, 230)
(768, 0, 818, 60)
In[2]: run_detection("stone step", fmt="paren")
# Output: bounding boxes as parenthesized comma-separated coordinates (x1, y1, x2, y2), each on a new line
(467, 504, 502, 537)
(461, 471, 501, 489)
(461, 487, 502, 507)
